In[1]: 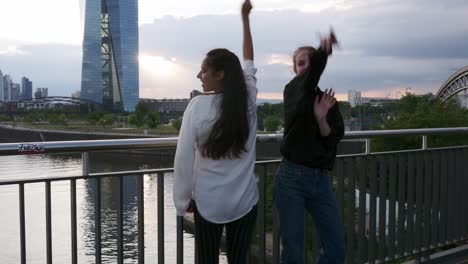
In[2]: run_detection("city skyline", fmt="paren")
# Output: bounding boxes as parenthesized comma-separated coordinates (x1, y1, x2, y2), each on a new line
(0, 0, 467, 102)
(1, 68, 35, 102)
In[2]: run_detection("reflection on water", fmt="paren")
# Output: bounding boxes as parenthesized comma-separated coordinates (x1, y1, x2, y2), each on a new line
(0, 151, 228, 263)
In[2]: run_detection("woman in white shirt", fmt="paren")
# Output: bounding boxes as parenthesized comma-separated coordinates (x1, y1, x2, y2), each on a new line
(173, 1, 258, 263)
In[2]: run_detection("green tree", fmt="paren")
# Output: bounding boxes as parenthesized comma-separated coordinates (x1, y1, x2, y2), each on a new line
(132, 102, 149, 127)
(87, 112, 105, 125)
(146, 112, 160, 129)
(97, 113, 117, 127)
(257, 103, 283, 120)
(372, 93, 468, 151)
(171, 117, 183, 131)
(135, 102, 149, 114)
(264, 115, 282, 132)
(338, 101, 352, 119)
(24, 112, 40, 123)
(0, 114, 10, 122)
(128, 114, 140, 127)
(48, 114, 67, 126)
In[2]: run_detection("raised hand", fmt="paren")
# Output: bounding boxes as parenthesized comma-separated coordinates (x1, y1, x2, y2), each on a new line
(242, 0, 252, 17)
(314, 89, 337, 122)
(320, 28, 339, 56)
(329, 27, 339, 46)
(242, 0, 254, 60)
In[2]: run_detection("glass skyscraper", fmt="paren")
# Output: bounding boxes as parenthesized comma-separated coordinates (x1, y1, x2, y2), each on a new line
(21, 77, 33, 100)
(80, 0, 139, 112)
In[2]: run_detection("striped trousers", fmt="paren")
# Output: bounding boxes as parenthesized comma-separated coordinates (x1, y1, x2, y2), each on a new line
(194, 203, 257, 264)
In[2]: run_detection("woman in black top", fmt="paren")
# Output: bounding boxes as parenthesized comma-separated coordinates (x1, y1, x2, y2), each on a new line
(274, 31, 345, 264)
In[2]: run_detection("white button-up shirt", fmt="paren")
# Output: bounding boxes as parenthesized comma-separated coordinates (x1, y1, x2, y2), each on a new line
(173, 60, 258, 223)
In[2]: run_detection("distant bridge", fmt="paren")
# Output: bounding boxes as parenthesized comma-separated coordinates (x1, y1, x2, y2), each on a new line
(436, 66, 468, 102)
(15, 96, 102, 106)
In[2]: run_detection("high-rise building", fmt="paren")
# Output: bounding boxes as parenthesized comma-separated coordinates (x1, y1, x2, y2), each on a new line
(348, 90, 362, 107)
(35, 87, 48, 98)
(3, 75, 12, 102)
(72, 90, 81, 98)
(0, 70, 3, 102)
(41, 87, 48, 97)
(11, 83, 20, 101)
(34, 88, 41, 99)
(21, 77, 33, 100)
(80, 0, 139, 112)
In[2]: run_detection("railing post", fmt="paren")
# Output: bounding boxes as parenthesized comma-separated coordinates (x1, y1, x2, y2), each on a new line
(117, 176, 124, 264)
(422, 135, 428, 150)
(138, 175, 145, 264)
(365, 138, 371, 154)
(82, 152, 89, 176)
(158, 172, 165, 264)
(258, 165, 266, 264)
(19, 183, 26, 264)
(94, 178, 101, 264)
(176, 216, 184, 264)
(46, 181, 52, 264)
(70, 180, 77, 264)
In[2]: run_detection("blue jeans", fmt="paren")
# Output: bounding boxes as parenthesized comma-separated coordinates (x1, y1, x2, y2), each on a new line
(274, 159, 345, 264)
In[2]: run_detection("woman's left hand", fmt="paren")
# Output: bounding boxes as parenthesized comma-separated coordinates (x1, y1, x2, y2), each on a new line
(314, 89, 336, 122)
(320, 29, 339, 56)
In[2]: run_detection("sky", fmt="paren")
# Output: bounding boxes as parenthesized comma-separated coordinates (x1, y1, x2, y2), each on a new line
(0, 0, 467, 101)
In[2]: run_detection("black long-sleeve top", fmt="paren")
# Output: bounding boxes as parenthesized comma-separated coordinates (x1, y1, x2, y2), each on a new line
(280, 48, 344, 170)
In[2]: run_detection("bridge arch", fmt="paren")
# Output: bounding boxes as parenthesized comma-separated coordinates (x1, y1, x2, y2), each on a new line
(436, 66, 468, 102)
(15, 96, 102, 106)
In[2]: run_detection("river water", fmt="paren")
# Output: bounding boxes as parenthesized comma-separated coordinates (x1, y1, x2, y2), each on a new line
(0, 151, 230, 264)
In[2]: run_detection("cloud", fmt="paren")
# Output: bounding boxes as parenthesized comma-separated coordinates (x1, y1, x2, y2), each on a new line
(138, 4, 468, 97)
(1, 0, 467, 101)
(0, 46, 29, 56)
(139, 54, 199, 98)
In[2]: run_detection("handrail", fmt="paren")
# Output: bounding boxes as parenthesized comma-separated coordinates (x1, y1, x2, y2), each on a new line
(0, 127, 467, 156)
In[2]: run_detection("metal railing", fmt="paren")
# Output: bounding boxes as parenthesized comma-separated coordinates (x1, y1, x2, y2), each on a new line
(1, 127, 468, 264)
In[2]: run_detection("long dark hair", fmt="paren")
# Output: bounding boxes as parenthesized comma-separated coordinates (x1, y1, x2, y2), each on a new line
(202, 48, 249, 160)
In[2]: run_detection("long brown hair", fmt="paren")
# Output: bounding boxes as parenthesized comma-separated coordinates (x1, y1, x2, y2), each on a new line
(202, 48, 249, 160)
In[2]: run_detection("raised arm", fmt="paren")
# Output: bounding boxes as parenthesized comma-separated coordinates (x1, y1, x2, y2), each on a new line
(302, 31, 338, 93)
(242, 0, 253, 61)
(310, 31, 340, 137)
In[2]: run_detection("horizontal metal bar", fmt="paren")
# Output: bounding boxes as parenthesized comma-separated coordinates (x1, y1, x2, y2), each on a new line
(254, 159, 282, 165)
(0, 137, 179, 156)
(2, 146, 468, 185)
(0, 127, 467, 156)
(0, 160, 284, 185)
(338, 145, 468, 159)
(0, 168, 172, 185)
(342, 127, 468, 139)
